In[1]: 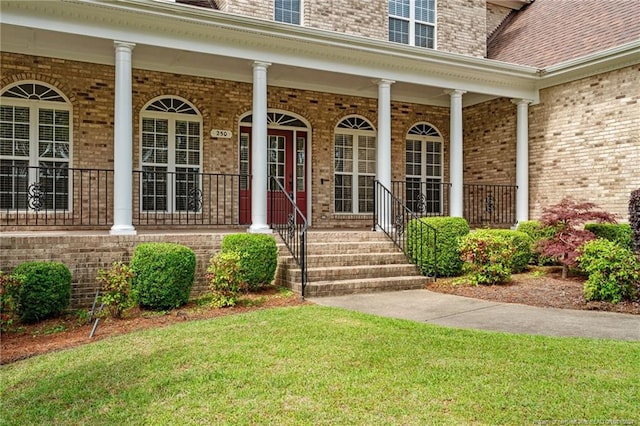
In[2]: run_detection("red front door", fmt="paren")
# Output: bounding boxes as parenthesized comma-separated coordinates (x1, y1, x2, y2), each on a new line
(239, 127, 307, 224)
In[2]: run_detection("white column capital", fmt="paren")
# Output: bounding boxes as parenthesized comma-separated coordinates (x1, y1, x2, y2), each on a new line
(114, 41, 136, 51)
(445, 89, 467, 98)
(375, 79, 395, 87)
(252, 61, 271, 70)
(511, 98, 533, 106)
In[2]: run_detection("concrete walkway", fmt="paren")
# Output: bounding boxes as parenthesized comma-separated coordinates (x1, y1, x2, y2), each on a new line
(309, 290, 640, 341)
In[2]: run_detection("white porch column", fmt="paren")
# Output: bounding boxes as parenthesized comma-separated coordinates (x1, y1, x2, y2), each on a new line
(376, 79, 394, 231)
(447, 89, 466, 218)
(110, 41, 136, 235)
(513, 99, 532, 224)
(249, 61, 272, 233)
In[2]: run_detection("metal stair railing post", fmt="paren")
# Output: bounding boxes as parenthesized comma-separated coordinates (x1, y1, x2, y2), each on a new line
(268, 176, 308, 299)
(374, 180, 437, 279)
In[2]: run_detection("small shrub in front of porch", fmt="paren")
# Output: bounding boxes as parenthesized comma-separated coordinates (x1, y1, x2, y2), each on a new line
(516, 220, 557, 266)
(0, 270, 22, 331)
(407, 217, 470, 277)
(476, 229, 532, 273)
(221, 234, 277, 290)
(206, 251, 247, 308)
(96, 262, 135, 319)
(584, 223, 633, 250)
(131, 243, 196, 311)
(460, 232, 515, 285)
(578, 239, 640, 304)
(11, 261, 72, 324)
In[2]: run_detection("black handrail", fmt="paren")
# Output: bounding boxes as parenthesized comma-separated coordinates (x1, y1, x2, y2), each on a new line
(268, 176, 308, 299)
(374, 180, 437, 278)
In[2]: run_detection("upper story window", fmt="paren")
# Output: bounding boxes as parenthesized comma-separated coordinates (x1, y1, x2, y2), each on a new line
(274, 0, 301, 25)
(389, 0, 436, 48)
(1, 82, 72, 211)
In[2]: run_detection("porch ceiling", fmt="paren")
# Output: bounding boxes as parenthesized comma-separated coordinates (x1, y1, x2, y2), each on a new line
(0, 0, 541, 106)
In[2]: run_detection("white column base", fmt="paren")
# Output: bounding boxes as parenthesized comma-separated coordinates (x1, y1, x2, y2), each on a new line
(109, 224, 137, 235)
(248, 224, 273, 234)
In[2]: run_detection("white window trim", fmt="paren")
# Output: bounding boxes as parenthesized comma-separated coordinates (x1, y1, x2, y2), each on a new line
(405, 122, 444, 214)
(334, 116, 377, 215)
(139, 97, 203, 214)
(389, 0, 437, 49)
(0, 81, 73, 212)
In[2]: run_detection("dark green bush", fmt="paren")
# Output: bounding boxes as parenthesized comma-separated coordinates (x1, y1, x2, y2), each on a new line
(516, 220, 557, 265)
(460, 232, 515, 285)
(130, 243, 196, 310)
(12, 262, 72, 323)
(584, 223, 632, 250)
(221, 234, 277, 290)
(476, 229, 532, 273)
(407, 217, 470, 277)
(578, 239, 640, 304)
(630, 189, 640, 253)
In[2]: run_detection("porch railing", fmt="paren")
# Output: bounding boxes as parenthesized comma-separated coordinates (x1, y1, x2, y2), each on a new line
(269, 176, 308, 299)
(374, 180, 437, 278)
(1, 165, 250, 227)
(391, 180, 517, 226)
(1, 165, 114, 227)
(463, 183, 517, 226)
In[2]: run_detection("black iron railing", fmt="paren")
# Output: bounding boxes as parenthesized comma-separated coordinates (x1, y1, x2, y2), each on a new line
(391, 180, 451, 217)
(374, 180, 437, 278)
(463, 183, 517, 226)
(269, 176, 308, 298)
(392, 180, 517, 226)
(1, 165, 113, 226)
(133, 170, 249, 226)
(1, 165, 250, 227)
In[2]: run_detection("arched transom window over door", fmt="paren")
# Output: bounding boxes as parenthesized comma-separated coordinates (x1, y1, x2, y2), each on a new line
(0, 82, 72, 211)
(405, 122, 443, 214)
(140, 97, 202, 212)
(334, 116, 376, 214)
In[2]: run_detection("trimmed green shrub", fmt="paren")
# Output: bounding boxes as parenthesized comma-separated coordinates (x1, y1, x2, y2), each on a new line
(407, 217, 470, 277)
(578, 239, 640, 304)
(12, 261, 72, 323)
(0, 270, 23, 331)
(131, 243, 196, 310)
(516, 220, 557, 266)
(585, 223, 632, 250)
(460, 232, 515, 285)
(629, 189, 640, 253)
(221, 234, 277, 290)
(206, 251, 246, 308)
(96, 262, 135, 318)
(475, 229, 532, 273)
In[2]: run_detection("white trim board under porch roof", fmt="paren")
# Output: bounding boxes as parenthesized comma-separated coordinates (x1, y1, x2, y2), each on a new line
(1, 0, 540, 107)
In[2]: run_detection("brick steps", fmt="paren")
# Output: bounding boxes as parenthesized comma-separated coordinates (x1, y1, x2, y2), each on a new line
(276, 230, 431, 297)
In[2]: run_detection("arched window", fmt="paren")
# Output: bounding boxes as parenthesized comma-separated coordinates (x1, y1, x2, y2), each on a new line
(140, 97, 202, 212)
(334, 116, 376, 214)
(0, 82, 72, 211)
(405, 122, 443, 214)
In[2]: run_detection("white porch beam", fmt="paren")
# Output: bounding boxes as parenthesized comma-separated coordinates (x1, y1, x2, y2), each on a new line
(110, 41, 136, 236)
(447, 89, 466, 218)
(249, 61, 272, 234)
(513, 98, 532, 224)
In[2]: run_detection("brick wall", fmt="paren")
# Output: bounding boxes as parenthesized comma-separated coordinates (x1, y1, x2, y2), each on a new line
(529, 65, 640, 221)
(438, 0, 487, 57)
(304, 1, 387, 39)
(0, 232, 233, 308)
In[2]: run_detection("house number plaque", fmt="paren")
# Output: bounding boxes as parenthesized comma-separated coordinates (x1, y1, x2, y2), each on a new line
(210, 129, 232, 138)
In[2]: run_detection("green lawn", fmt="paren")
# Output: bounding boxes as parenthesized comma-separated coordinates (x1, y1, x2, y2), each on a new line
(1, 305, 639, 425)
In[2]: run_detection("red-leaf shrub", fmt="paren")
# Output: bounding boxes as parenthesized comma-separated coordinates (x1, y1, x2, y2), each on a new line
(630, 189, 640, 254)
(537, 198, 616, 278)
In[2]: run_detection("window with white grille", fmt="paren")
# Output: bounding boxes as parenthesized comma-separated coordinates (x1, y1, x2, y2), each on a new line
(389, 0, 435, 48)
(405, 123, 443, 214)
(275, 0, 301, 25)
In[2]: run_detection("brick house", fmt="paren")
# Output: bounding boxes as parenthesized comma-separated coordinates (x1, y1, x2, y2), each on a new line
(1, 0, 638, 302)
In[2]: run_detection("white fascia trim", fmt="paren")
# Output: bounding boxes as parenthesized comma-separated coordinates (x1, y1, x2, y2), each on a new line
(537, 40, 640, 89)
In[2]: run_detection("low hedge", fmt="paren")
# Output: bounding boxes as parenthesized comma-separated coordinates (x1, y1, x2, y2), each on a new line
(221, 233, 277, 291)
(12, 261, 72, 323)
(516, 220, 557, 265)
(584, 223, 632, 250)
(473, 229, 533, 273)
(407, 216, 469, 277)
(131, 242, 196, 310)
